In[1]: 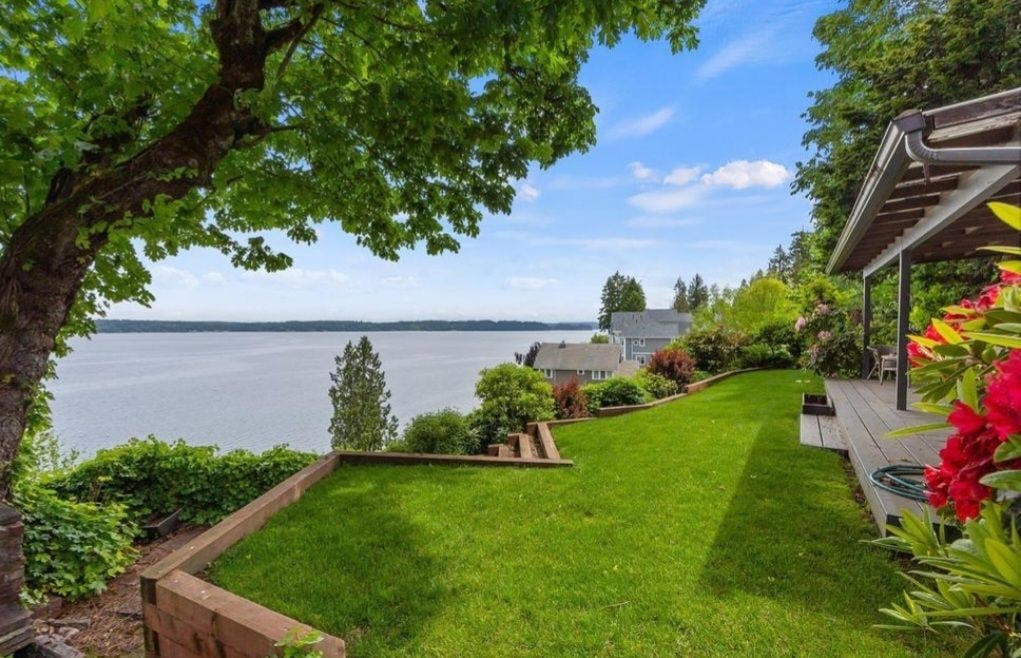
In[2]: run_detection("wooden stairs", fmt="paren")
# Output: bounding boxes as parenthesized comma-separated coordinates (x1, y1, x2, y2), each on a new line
(487, 422, 562, 461)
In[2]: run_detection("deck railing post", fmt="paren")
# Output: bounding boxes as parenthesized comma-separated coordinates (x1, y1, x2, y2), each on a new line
(861, 273, 872, 379)
(896, 249, 912, 410)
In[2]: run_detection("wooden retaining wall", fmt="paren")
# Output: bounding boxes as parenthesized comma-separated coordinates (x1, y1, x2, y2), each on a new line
(0, 504, 33, 654)
(141, 433, 572, 658)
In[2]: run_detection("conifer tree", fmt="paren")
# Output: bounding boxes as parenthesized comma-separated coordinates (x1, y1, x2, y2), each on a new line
(328, 337, 398, 451)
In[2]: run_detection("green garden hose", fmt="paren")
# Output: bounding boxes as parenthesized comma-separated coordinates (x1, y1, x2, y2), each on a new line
(869, 465, 929, 502)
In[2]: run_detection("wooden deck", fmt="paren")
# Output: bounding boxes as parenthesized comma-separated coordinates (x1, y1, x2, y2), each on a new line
(819, 378, 949, 534)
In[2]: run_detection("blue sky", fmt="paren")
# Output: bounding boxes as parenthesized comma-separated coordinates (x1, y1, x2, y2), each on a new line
(113, 0, 840, 323)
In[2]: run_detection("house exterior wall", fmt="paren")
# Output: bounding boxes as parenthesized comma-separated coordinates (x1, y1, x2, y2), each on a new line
(624, 337, 671, 363)
(539, 369, 613, 387)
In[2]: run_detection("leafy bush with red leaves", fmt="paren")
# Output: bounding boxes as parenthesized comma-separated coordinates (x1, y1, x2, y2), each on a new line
(553, 379, 589, 419)
(646, 348, 696, 386)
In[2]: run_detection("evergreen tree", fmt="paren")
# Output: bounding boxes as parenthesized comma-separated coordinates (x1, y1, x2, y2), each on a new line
(687, 274, 709, 311)
(619, 278, 647, 314)
(328, 337, 398, 451)
(672, 278, 690, 312)
(767, 245, 792, 282)
(598, 272, 646, 330)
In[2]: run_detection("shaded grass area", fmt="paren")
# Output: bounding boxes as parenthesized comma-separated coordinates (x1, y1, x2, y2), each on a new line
(209, 371, 955, 657)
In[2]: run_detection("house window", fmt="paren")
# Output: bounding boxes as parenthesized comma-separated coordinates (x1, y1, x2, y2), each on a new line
(543, 369, 554, 378)
(637, 355, 647, 365)
(636, 338, 646, 347)
(592, 370, 608, 381)
(577, 369, 585, 375)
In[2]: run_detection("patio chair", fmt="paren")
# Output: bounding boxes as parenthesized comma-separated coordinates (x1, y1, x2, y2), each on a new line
(867, 345, 895, 380)
(879, 352, 898, 384)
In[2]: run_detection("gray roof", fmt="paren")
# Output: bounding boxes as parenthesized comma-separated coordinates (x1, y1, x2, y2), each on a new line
(614, 360, 641, 377)
(610, 309, 692, 339)
(532, 342, 622, 371)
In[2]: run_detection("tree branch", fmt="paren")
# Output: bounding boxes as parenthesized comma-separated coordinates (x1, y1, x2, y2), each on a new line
(273, 3, 324, 79)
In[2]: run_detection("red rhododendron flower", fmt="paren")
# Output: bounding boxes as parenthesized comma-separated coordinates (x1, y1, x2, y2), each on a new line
(908, 325, 944, 365)
(924, 464, 952, 508)
(1002, 270, 1021, 285)
(949, 401, 988, 436)
(986, 351, 1021, 440)
(976, 284, 1000, 311)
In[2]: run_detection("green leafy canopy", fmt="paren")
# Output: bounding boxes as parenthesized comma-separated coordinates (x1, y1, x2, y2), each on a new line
(0, 0, 704, 336)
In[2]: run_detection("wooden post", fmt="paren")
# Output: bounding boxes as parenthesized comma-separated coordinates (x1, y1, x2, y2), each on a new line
(896, 249, 912, 411)
(861, 273, 873, 379)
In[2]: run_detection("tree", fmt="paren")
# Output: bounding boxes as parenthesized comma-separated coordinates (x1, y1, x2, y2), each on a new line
(328, 337, 397, 451)
(0, 1, 704, 498)
(796, 0, 1018, 257)
(672, 278, 690, 312)
(514, 341, 541, 367)
(687, 274, 709, 311)
(598, 272, 646, 330)
(471, 363, 553, 448)
(727, 277, 796, 335)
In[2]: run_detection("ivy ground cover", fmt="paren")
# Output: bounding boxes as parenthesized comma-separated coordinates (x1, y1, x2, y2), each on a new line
(209, 371, 957, 657)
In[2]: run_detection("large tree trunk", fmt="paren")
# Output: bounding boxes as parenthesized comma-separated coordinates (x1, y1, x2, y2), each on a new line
(0, 0, 307, 500)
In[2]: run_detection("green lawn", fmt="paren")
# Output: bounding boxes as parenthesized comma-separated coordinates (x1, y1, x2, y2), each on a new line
(210, 370, 954, 657)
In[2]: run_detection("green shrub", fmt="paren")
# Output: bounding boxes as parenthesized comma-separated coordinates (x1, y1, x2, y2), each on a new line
(755, 321, 804, 359)
(678, 328, 743, 374)
(47, 438, 317, 525)
(401, 409, 477, 455)
(692, 370, 711, 382)
(13, 483, 136, 602)
(582, 377, 647, 411)
(471, 363, 554, 448)
(635, 370, 680, 399)
(738, 343, 795, 369)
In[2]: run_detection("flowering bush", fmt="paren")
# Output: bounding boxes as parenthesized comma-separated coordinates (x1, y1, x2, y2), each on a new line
(794, 277, 861, 377)
(874, 202, 1021, 654)
(677, 328, 743, 374)
(635, 370, 680, 399)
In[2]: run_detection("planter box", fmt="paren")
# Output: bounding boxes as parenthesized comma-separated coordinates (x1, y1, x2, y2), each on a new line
(802, 393, 835, 416)
(141, 509, 181, 541)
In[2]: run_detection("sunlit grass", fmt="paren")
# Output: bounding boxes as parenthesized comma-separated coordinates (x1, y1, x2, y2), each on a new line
(210, 370, 956, 657)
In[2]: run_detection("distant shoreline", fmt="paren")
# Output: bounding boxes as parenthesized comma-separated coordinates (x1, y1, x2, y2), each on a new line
(96, 319, 597, 333)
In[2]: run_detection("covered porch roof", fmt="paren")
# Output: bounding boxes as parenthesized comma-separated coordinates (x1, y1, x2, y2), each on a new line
(827, 87, 1021, 277)
(825, 88, 1021, 411)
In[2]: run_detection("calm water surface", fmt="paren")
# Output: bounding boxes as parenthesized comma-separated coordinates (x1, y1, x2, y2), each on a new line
(49, 331, 590, 457)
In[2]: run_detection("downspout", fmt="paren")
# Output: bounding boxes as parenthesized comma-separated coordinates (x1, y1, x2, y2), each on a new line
(894, 111, 1021, 177)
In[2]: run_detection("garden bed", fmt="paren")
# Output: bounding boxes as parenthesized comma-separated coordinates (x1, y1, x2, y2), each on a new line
(143, 371, 956, 657)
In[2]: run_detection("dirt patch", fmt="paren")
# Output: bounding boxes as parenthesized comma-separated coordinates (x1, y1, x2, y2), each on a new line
(42, 525, 206, 657)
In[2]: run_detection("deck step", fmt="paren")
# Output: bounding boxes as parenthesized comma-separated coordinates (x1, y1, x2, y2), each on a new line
(799, 414, 848, 456)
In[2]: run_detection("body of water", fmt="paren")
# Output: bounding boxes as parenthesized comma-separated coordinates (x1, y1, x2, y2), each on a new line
(49, 331, 591, 457)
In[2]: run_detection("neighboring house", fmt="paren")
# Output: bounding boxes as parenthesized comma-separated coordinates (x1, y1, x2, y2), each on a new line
(610, 309, 692, 364)
(532, 342, 637, 386)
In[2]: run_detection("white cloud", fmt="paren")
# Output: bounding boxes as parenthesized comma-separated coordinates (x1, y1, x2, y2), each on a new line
(517, 182, 540, 202)
(626, 216, 702, 229)
(241, 268, 353, 289)
(506, 276, 558, 290)
(664, 166, 703, 186)
(202, 272, 226, 286)
(152, 266, 199, 289)
(627, 185, 707, 213)
(696, 30, 775, 80)
(607, 106, 675, 139)
(380, 275, 421, 289)
(628, 161, 658, 181)
(701, 160, 790, 189)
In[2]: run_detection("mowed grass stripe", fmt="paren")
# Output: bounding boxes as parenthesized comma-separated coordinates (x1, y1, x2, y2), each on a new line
(210, 370, 958, 657)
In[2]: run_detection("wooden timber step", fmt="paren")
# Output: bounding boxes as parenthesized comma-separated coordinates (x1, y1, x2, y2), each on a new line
(799, 413, 849, 457)
(489, 424, 561, 461)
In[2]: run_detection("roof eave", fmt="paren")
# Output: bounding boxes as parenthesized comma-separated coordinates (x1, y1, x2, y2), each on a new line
(826, 121, 911, 275)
